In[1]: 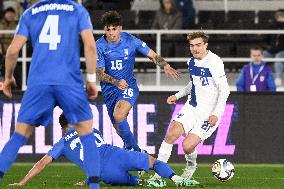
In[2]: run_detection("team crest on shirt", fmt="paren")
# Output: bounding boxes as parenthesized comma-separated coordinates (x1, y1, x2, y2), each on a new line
(124, 49, 129, 60)
(260, 76, 265, 82)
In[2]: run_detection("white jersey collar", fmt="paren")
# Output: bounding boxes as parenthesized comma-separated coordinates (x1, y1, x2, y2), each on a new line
(194, 50, 211, 64)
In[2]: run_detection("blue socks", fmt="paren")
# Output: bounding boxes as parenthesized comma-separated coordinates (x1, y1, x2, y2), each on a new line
(117, 119, 140, 151)
(153, 160, 175, 179)
(80, 133, 100, 189)
(0, 132, 28, 175)
(0, 171, 4, 181)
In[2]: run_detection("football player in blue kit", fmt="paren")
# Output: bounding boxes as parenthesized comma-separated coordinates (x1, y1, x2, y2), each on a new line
(0, 1, 100, 188)
(9, 114, 195, 187)
(96, 11, 180, 152)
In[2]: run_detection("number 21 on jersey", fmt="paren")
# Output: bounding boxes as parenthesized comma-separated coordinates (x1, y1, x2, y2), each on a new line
(39, 15, 61, 50)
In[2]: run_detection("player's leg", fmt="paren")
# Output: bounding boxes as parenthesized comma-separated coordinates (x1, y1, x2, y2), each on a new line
(182, 118, 219, 179)
(181, 133, 200, 179)
(101, 168, 139, 186)
(157, 121, 185, 163)
(151, 104, 194, 180)
(147, 155, 199, 187)
(112, 145, 182, 186)
(75, 120, 100, 189)
(0, 123, 33, 181)
(0, 85, 55, 182)
(113, 99, 140, 151)
(54, 86, 100, 189)
(100, 146, 139, 186)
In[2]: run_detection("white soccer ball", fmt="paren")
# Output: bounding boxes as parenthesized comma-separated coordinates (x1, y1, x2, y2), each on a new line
(211, 159, 235, 182)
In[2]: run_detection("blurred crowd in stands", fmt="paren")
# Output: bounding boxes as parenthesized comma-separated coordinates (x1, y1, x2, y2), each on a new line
(0, 0, 283, 91)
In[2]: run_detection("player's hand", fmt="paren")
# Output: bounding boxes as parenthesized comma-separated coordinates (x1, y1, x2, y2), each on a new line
(9, 183, 24, 187)
(208, 115, 218, 126)
(167, 95, 177, 104)
(116, 79, 128, 90)
(86, 82, 98, 100)
(164, 64, 180, 80)
(3, 77, 17, 98)
(74, 181, 87, 187)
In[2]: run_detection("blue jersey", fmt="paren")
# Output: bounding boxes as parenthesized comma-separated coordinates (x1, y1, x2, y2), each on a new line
(16, 0, 92, 86)
(96, 32, 150, 96)
(48, 128, 107, 172)
(48, 128, 149, 185)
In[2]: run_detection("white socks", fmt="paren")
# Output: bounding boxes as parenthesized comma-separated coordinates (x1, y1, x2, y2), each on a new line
(157, 141, 173, 163)
(185, 149, 197, 166)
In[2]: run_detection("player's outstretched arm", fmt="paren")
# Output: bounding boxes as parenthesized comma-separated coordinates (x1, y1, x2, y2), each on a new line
(81, 29, 99, 100)
(96, 68, 128, 90)
(9, 155, 53, 186)
(3, 35, 27, 98)
(147, 50, 180, 80)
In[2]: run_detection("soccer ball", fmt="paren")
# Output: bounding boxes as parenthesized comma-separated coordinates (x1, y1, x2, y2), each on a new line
(212, 159, 235, 182)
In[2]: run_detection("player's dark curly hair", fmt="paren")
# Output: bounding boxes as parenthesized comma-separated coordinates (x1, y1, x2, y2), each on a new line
(101, 11, 122, 27)
(59, 113, 69, 129)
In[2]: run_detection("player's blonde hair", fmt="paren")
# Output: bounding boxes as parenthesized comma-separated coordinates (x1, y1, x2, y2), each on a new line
(187, 32, 209, 43)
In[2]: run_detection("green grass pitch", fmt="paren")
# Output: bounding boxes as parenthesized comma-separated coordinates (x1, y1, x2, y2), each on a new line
(1, 163, 284, 189)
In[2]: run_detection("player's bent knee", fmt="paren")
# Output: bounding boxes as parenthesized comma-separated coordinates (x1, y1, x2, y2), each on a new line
(164, 132, 178, 144)
(182, 142, 195, 154)
(164, 122, 183, 144)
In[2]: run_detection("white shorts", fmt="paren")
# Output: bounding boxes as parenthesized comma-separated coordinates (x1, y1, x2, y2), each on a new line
(173, 103, 219, 141)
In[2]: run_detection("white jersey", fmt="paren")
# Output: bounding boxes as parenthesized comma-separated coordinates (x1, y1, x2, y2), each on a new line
(185, 51, 229, 119)
(173, 51, 230, 140)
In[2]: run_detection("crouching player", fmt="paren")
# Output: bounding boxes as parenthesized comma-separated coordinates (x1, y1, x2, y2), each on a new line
(9, 114, 199, 187)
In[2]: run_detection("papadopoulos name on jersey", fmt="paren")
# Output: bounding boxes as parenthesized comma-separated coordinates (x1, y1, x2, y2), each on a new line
(32, 3, 74, 15)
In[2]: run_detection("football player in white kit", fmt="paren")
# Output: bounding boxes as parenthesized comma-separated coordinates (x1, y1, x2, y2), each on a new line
(150, 32, 230, 182)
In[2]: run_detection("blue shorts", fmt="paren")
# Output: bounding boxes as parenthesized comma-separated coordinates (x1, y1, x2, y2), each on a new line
(104, 87, 139, 124)
(17, 85, 93, 127)
(101, 145, 148, 185)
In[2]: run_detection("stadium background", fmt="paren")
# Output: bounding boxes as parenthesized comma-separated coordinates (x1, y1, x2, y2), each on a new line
(0, 91, 284, 163)
(0, 1, 284, 188)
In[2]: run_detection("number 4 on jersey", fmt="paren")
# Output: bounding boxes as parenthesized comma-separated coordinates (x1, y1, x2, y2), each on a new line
(39, 15, 61, 50)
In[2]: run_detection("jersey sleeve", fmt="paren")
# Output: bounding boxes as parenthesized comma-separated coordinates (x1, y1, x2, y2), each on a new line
(96, 46, 105, 68)
(47, 138, 64, 160)
(210, 58, 227, 85)
(132, 35, 151, 56)
(16, 13, 29, 39)
(78, 6, 93, 33)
